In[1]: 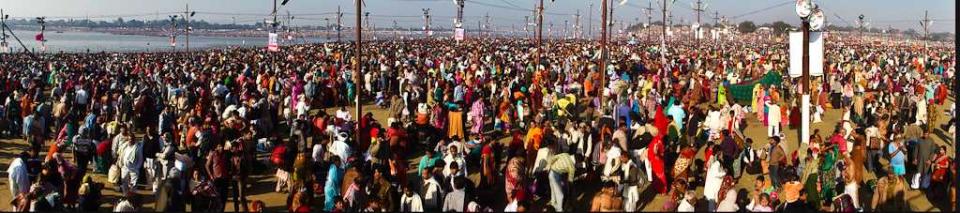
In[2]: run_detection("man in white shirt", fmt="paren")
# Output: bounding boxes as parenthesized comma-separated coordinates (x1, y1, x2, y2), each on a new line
(677, 190, 696, 212)
(766, 101, 781, 138)
(400, 184, 424, 212)
(76, 86, 89, 110)
(420, 169, 443, 212)
(703, 152, 726, 212)
(118, 132, 144, 194)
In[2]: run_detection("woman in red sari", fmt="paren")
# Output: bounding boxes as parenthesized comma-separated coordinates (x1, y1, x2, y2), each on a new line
(649, 106, 669, 194)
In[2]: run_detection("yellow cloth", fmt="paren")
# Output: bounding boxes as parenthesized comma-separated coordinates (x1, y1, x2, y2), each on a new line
(752, 84, 762, 113)
(717, 86, 728, 106)
(524, 127, 543, 150)
(556, 95, 576, 117)
(447, 111, 465, 139)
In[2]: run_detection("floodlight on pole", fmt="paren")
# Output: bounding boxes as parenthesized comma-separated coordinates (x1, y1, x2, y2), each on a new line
(795, 0, 824, 148)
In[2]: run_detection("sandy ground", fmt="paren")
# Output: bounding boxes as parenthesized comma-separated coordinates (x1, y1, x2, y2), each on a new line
(0, 98, 954, 211)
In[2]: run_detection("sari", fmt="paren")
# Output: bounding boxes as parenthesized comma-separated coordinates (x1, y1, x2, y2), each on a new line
(650, 106, 669, 194)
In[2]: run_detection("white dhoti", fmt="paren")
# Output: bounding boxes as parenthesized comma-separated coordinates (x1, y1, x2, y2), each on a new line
(623, 185, 640, 211)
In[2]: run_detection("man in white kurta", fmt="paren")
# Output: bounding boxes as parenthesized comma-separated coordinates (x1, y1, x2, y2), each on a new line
(703, 155, 727, 212)
(6, 154, 30, 199)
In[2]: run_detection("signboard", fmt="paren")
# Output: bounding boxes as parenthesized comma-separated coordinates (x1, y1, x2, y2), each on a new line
(789, 31, 824, 77)
(454, 28, 464, 41)
(267, 33, 279, 52)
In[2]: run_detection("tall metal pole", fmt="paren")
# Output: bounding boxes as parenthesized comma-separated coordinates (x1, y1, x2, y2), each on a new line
(185, 3, 190, 52)
(858, 14, 864, 43)
(337, 6, 342, 42)
(923, 10, 930, 39)
(589, 3, 593, 38)
(365, 12, 370, 41)
(36, 17, 45, 52)
(478, 19, 482, 40)
(0, 9, 6, 51)
(800, 19, 810, 147)
(608, 0, 614, 41)
(1, 13, 33, 56)
(273, 0, 278, 34)
(354, 0, 363, 143)
(455, 0, 464, 40)
(661, 0, 667, 68)
(423, 8, 431, 38)
(524, 16, 529, 39)
(693, 0, 704, 42)
(169, 15, 178, 51)
(713, 11, 719, 26)
(574, 10, 581, 39)
(644, 2, 653, 43)
(535, 0, 543, 71)
(485, 13, 490, 39)
(599, 0, 608, 117)
(325, 18, 331, 40)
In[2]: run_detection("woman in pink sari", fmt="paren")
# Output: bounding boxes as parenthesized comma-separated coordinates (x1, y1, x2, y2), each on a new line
(754, 86, 767, 125)
(468, 99, 485, 135)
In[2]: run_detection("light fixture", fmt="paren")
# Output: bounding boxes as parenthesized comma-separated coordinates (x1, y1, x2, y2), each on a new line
(795, 0, 812, 18)
(809, 7, 824, 31)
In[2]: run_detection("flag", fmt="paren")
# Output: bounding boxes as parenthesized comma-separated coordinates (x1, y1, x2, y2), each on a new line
(35, 33, 44, 41)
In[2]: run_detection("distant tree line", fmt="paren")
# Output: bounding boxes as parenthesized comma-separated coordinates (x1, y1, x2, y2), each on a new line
(5, 17, 263, 30)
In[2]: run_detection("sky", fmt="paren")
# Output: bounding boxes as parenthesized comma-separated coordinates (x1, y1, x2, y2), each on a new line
(1, 0, 955, 33)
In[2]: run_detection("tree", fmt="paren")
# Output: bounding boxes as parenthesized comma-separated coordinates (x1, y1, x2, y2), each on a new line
(737, 21, 757, 33)
(769, 21, 792, 34)
(904, 28, 918, 36)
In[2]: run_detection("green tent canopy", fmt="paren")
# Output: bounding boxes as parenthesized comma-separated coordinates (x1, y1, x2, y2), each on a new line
(726, 71, 782, 105)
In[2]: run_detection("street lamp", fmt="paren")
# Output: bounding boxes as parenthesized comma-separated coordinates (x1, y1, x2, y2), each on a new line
(35, 17, 46, 52)
(795, 0, 824, 147)
(169, 15, 179, 50)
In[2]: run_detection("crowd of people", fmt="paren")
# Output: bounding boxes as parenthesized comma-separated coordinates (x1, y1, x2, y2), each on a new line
(0, 33, 956, 212)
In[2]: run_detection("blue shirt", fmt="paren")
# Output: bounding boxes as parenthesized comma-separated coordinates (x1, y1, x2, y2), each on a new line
(84, 113, 97, 131)
(667, 105, 686, 130)
(22, 115, 34, 136)
(888, 142, 905, 167)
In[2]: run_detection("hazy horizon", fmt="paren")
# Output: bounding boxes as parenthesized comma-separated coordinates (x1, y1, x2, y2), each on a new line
(1, 0, 955, 33)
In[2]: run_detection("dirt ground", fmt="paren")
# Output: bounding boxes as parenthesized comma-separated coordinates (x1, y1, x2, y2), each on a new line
(0, 98, 954, 211)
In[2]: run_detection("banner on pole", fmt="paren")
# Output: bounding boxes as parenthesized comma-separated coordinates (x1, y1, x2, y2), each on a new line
(789, 31, 824, 78)
(267, 33, 279, 52)
(454, 28, 464, 41)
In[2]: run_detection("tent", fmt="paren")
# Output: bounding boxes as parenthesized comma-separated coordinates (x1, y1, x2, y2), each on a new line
(726, 71, 783, 105)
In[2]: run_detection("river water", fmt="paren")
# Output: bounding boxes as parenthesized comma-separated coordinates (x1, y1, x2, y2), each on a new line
(2, 30, 327, 53)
